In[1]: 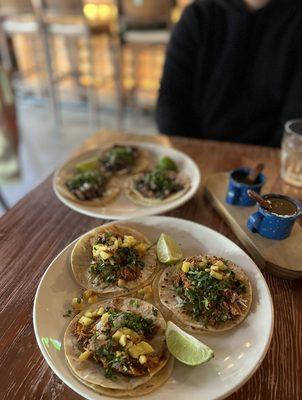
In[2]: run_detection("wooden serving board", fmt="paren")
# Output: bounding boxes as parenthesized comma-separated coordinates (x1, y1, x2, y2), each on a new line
(204, 172, 302, 279)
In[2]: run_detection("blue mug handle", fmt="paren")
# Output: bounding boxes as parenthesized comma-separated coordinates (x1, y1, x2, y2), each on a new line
(247, 211, 264, 233)
(296, 201, 302, 217)
(227, 187, 240, 205)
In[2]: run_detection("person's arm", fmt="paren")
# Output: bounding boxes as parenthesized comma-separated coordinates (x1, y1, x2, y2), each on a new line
(156, 4, 200, 136)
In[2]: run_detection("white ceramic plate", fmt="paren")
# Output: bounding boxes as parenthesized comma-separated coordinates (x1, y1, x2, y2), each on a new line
(33, 217, 274, 400)
(52, 142, 200, 220)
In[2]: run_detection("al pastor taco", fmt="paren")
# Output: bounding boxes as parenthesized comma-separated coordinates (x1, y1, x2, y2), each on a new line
(64, 298, 171, 394)
(71, 356, 174, 398)
(71, 224, 159, 296)
(125, 167, 190, 206)
(154, 255, 252, 333)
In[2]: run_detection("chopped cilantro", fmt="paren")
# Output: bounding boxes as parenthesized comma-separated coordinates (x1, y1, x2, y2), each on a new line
(152, 307, 158, 317)
(104, 368, 116, 380)
(63, 309, 72, 317)
(95, 339, 132, 380)
(129, 299, 140, 308)
(175, 267, 246, 326)
(89, 247, 145, 285)
(108, 310, 154, 336)
(101, 145, 138, 173)
(66, 170, 107, 192)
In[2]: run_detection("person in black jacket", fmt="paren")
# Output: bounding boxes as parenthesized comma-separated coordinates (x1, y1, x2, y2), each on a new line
(156, 0, 302, 147)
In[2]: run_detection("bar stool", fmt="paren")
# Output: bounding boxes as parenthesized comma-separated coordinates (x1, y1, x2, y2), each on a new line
(0, 0, 60, 130)
(0, 0, 35, 71)
(33, 0, 111, 129)
(0, 67, 20, 212)
(114, 0, 175, 128)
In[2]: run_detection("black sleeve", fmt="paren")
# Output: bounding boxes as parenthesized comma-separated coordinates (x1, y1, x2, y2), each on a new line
(278, 30, 302, 138)
(156, 4, 200, 136)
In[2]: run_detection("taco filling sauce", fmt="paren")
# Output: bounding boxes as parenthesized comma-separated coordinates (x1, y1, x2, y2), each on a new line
(89, 232, 149, 287)
(74, 304, 163, 379)
(174, 256, 248, 327)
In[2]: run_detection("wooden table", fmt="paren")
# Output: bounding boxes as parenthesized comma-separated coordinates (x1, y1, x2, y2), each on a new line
(0, 137, 301, 400)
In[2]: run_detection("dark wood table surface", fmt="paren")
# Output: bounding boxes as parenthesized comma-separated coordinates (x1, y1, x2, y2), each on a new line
(1, 137, 301, 400)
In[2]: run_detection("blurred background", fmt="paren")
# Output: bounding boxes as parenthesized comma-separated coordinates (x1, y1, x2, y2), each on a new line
(0, 0, 190, 214)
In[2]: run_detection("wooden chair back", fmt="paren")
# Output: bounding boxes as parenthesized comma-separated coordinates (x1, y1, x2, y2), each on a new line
(35, 0, 83, 16)
(0, 0, 33, 16)
(118, 0, 175, 28)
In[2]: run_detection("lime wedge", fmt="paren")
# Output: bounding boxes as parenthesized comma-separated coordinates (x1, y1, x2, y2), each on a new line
(156, 233, 182, 264)
(156, 156, 178, 172)
(166, 321, 214, 366)
(76, 158, 99, 172)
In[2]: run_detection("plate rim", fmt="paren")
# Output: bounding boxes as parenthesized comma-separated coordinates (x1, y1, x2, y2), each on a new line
(52, 142, 201, 220)
(33, 216, 274, 400)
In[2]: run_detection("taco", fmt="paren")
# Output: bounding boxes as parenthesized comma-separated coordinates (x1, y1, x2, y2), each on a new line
(64, 298, 171, 394)
(154, 255, 252, 333)
(99, 144, 151, 175)
(71, 356, 174, 398)
(71, 224, 159, 296)
(56, 167, 120, 206)
(125, 167, 190, 206)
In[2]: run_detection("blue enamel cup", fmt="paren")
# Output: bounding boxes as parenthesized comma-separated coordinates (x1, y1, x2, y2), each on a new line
(226, 167, 266, 206)
(247, 194, 301, 240)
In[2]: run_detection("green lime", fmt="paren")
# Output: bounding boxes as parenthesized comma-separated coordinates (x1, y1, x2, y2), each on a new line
(156, 233, 182, 264)
(156, 156, 178, 172)
(166, 321, 214, 366)
(76, 158, 99, 172)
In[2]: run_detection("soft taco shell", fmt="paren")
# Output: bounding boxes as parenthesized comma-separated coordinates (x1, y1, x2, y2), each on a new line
(154, 255, 252, 334)
(64, 298, 170, 391)
(125, 173, 191, 206)
(71, 224, 159, 296)
(70, 356, 174, 398)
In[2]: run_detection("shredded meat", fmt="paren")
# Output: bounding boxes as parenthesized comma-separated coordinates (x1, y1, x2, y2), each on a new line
(179, 272, 192, 289)
(74, 323, 94, 349)
(97, 354, 147, 377)
(127, 363, 147, 377)
(72, 185, 104, 201)
(146, 355, 160, 370)
(120, 266, 140, 281)
(185, 256, 202, 264)
(229, 303, 242, 316)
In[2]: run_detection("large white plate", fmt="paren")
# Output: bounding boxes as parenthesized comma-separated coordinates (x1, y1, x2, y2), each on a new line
(52, 142, 200, 220)
(33, 217, 274, 400)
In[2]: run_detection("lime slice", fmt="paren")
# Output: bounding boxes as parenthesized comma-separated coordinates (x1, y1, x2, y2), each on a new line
(166, 321, 214, 366)
(76, 158, 99, 172)
(156, 156, 178, 172)
(156, 233, 182, 264)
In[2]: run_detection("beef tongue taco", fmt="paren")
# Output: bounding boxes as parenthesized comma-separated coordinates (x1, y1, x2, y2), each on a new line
(56, 167, 120, 206)
(99, 144, 150, 175)
(65, 170, 111, 201)
(64, 298, 171, 393)
(71, 224, 159, 296)
(155, 255, 252, 333)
